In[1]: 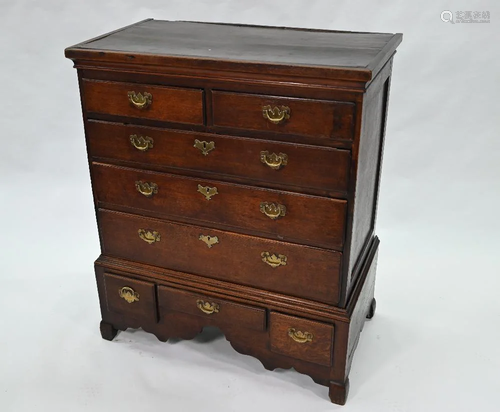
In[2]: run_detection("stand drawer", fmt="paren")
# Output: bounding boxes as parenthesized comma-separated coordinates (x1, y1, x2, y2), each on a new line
(270, 312, 334, 366)
(103, 273, 157, 322)
(158, 286, 266, 331)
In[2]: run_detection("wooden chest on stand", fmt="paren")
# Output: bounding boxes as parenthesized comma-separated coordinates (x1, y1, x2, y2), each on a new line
(65, 19, 402, 405)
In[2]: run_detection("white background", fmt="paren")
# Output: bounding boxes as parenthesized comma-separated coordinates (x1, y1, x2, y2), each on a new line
(1, 0, 499, 411)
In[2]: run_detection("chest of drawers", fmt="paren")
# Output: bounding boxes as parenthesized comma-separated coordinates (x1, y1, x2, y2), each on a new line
(65, 19, 402, 405)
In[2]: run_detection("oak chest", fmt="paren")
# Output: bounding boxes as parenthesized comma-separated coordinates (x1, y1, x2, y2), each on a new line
(65, 19, 402, 405)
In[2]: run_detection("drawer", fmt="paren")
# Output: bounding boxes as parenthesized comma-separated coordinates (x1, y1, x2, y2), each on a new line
(158, 286, 266, 331)
(81, 79, 204, 125)
(86, 120, 351, 195)
(103, 273, 157, 322)
(212, 91, 355, 140)
(269, 312, 334, 366)
(92, 163, 346, 250)
(99, 209, 342, 305)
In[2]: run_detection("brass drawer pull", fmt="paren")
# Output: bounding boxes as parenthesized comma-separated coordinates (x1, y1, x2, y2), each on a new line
(127, 91, 152, 109)
(260, 151, 288, 170)
(199, 234, 219, 248)
(197, 184, 218, 200)
(261, 252, 287, 268)
(194, 139, 215, 156)
(135, 181, 158, 197)
(196, 299, 220, 315)
(130, 134, 154, 151)
(138, 229, 161, 244)
(288, 328, 313, 344)
(262, 105, 290, 124)
(119, 286, 140, 304)
(260, 202, 286, 220)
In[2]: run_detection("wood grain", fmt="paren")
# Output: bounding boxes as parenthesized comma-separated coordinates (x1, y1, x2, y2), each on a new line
(94, 234, 380, 404)
(270, 311, 334, 367)
(212, 91, 355, 140)
(85, 120, 351, 196)
(159, 286, 266, 331)
(66, 20, 402, 83)
(66, 19, 402, 405)
(98, 209, 342, 305)
(82, 79, 204, 125)
(92, 162, 347, 250)
(103, 273, 157, 322)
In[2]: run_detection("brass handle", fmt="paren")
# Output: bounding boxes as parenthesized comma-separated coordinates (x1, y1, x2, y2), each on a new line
(260, 202, 286, 220)
(197, 184, 218, 200)
(288, 328, 313, 344)
(261, 252, 287, 268)
(196, 299, 220, 315)
(260, 151, 288, 170)
(194, 139, 215, 156)
(130, 134, 154, 151)
(128, 91, 152, 109)
(119, 286, 140, 304)
(135, 181, 158, 197)
(262, 105, 290, 125)
(138, 229, 161, 244)
(199, 234, 219, 248)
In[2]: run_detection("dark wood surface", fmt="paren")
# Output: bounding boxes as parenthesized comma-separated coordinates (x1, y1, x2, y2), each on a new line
(212, 91, 355, 140)
(98, 209, 342, 305)
(341, 60, 393, 303)
(159, 286, 267, 331)
(269, 311, 334, 367)
(66, 19, 402, 82)
(82, 79, 204, 125)
(92, 162, 347, 250)
(93, 237, 379, 405)
(85, 120, 351, 196)
(67, 19, 401, 405)
(103, 273, 157, 322)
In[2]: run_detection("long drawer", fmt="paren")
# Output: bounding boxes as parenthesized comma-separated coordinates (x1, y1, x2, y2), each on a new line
(98, 209, 342, 305)
(85, 120, 351, 195)
(92, 163, 346, 250)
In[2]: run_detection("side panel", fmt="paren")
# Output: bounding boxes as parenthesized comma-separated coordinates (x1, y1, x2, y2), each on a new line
(343, 60, 393, 301)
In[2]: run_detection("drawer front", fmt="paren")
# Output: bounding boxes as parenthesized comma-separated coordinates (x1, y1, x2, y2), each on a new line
(212, 91, 355, 140)
(86, 120, 351, 195)
(158, 286, 266, 331)
(269, 312, 334, 366)
(92, 163, 346, 250)
(82, 79, 204, 125)
(99, 210, 341, 305)
(103, 273, 157, 322)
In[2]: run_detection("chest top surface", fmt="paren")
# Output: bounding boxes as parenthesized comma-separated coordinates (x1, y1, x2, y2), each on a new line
(65, 19, 402, 82)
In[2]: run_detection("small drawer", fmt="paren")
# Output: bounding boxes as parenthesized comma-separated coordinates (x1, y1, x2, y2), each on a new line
(103, 273, 157, 322)
(86, 120, 351, 195)
(82, 79, 204, 125)
(212, 91, 355, 140)
(269, 312, 334, 366)
(158, 286, 266, 331)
